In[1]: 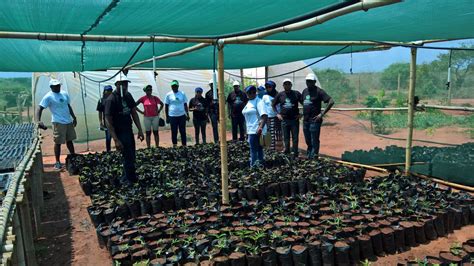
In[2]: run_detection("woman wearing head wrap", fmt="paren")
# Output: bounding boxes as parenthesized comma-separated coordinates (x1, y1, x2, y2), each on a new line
(261, 80, 281, 151)
(242, 85, 268, 167)
(189, 87, 209, 144)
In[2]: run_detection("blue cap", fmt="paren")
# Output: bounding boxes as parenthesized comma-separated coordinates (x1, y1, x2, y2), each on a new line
(257, 86, 265, 92)
(195, 87, 203, 93)
(104, 85, 113, 91)
(265, 80, 276, 88)
(245, 85, 257, 93)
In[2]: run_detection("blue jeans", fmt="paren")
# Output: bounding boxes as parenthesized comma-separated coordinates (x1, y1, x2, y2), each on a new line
(248, 134, 264, 167)
(105, 129, 112, 152)
(116, 128, 137, 183)
(169, 115, 187, 146)
(281, 119, 300, 156)
(303, 121, 322, 159)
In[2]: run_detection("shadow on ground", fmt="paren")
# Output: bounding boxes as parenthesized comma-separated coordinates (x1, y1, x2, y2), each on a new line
(34, 163, 72, 266)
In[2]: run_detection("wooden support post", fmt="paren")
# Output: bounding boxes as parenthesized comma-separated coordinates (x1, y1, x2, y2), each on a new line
(36, 151, 44, 209)
(17, 191, 37, 266)
(264, 66, 269, 82)
(29, 153, 43, 236)
(405, 48, 417, 174)
(217, 44, 229, 205)
(357, 75, 361, 101)
(397, 73, 401, 95)
(447, 83, 452, 106)
(27, 105, 31, 123)
(13, 211, 26, 266)
(240, 69, 245, 88)
(17, 95, 23, 124)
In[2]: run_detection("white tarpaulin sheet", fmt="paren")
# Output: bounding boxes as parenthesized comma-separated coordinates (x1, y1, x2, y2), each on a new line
(33, 70, 214, 142)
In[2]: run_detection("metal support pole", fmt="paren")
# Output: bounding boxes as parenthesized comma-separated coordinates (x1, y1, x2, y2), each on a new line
(405, 48, 417, 174)
(240, 69, 245, 89)
(447, 50, 453, 105)
(217, 44, 229, 204)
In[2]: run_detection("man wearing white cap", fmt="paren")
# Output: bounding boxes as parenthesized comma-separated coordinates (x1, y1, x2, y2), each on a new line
(302, 73, 334, 159)
(104, 74, 144, 185)
(272, 78, 303, 158)
(36, 78, 77, 170)
(226, 80, 248, 141)
(205, 79, 219, 143)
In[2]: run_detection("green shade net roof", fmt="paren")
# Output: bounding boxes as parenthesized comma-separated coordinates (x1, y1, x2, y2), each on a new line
(0, 0, 473, 71)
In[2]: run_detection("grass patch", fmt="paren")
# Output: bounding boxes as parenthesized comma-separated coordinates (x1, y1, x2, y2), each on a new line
(357, 109, 474, 134)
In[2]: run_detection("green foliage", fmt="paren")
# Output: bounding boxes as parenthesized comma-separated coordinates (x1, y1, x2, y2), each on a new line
(0, 78, 31, 109)
(365, 90, 389, 108)
(363, 90, 390, 134)
(316, 44, 474, 102)
(450, 242, 462, 256)
(315, 68, 357, 104)
(358, 109, 473, 133)
(380, 62, 410, 91)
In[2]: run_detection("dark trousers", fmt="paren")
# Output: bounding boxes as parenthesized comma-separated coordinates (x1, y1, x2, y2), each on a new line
(248, 134, 264, 167)
(231, 115, 246, 141)
(193, 119, 207, 144)
(170, 115, 187, 146)
(281, 119, 300, 156)
(209, 113, 219, 143)
(268, 117, 282, 151)
(303, 121, 322, 159)
(116, 128, 137, 182)
(105, 129, 112, 152)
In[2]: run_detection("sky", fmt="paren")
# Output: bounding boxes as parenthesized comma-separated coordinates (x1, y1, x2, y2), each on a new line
(305, 39, 474, 73)
(0, 40, 473, 78)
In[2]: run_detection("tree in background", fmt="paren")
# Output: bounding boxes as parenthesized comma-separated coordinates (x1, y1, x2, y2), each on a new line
(430, 44, 474, 99)
(380, 62, 409, 91)
(0, 78, 31, 110)
(379, 45, 474, 100)
(315, 68, 357, 104)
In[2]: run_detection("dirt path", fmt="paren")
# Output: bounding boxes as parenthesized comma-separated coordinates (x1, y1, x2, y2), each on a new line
(35, 156, 110, 266)
(35, 112, 472, 265)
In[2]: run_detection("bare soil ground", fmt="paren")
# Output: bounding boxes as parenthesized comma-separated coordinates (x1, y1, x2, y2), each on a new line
(35, 111, 472, 265)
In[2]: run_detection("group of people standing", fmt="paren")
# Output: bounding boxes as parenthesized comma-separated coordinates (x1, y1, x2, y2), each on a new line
(37, 71, 333, 183)
(95, 72, 334, 170)
(235, 73, 335, 167)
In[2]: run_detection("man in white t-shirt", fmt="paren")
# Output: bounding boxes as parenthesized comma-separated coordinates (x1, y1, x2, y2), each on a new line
(36, 79, 77, 170)
(164, 80, 189, 147)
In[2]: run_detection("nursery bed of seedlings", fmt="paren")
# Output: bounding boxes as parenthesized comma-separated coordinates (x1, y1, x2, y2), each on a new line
(68, 142, 474, 265)
(341, 143, 474, 186)
(0, 123, 37, 208)
(69, 142, 365, 221)
(0, 123, 37, 172)
(96, 174, 473, 265)
(400, 238, 474, 264)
